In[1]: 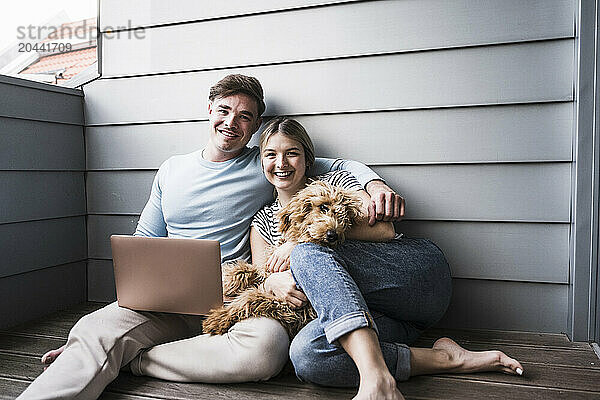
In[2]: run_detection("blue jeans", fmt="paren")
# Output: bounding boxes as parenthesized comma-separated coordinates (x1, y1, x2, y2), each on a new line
(288, 237, 452, 386)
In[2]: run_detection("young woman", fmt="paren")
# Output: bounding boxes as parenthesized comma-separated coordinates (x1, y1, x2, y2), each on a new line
(251, 116, 523, 400)
(40, 117, 524, 400)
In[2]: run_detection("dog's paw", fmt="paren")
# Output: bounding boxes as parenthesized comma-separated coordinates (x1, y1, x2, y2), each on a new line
(222, 260, 266, 297)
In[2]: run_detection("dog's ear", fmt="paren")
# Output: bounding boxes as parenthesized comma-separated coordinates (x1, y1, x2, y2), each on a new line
(277, 194, 307, 234)
(278, 203, 293, 235)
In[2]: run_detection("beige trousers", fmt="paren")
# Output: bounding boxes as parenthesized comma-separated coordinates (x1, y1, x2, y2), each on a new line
(130, 317, 290, 383)
(17, 302, 290, 400)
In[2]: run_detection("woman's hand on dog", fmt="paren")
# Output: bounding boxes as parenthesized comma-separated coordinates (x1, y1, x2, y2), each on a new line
(267, 241, 297, 272)
(263, 270, 308, 308)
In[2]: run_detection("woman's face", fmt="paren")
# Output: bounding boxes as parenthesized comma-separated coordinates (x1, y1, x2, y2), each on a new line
(262, 133, 307, 193)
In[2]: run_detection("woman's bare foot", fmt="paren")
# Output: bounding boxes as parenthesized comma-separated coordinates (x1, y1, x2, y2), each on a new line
(354, 371, 405, 400)
(41, 345, 66, 369)
(432, 337, 523, 376)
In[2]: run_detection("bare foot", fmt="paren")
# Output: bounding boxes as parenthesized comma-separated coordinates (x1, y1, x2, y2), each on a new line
(353, 371, 405, 400)
(432, 337, 523, 376)
(41, 345, 66, 370)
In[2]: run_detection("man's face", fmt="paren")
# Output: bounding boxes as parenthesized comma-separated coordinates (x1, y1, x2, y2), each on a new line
(206, 93, 262, 161)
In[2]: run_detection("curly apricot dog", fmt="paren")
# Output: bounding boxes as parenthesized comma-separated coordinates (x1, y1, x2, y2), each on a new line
(202, 180, 363, 338)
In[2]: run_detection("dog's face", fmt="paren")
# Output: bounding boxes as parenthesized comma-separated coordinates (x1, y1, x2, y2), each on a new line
(277, 181, 363, 247)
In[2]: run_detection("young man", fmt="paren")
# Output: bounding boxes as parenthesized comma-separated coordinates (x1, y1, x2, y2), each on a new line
(17, 74, 402, 399)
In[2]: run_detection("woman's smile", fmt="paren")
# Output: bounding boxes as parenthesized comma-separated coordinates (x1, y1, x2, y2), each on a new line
(273, 170, 293, 178)
(262, 133, 307, 198)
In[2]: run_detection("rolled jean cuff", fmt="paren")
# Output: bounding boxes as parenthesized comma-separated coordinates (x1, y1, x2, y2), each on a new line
(324, 310, 379, 344)
(395, 343, 411, 381)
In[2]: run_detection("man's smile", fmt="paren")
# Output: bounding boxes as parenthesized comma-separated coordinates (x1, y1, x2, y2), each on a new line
(219, 129, 239, 138)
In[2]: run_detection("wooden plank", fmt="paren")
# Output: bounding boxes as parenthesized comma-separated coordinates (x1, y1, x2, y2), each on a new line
(108, 373, 355, 400)
(4, 354, 597, 400)
(0, 117, 84, 170)
(0, 262, 86, 331)
(0, 333, 66, 357)
(437, 361, 600, 393)
(400, 220, 570, 283)
(86, 171, 153, 214)
(113, 361, 600, 395)
(86, 103, 572, 170)
(374, 163, 571, 222)
(296, 104, 573, 165)
(2, 376, 156, 400)
(272, 373, 600, 400)
(100, 392, 166, 400)
(84, 40, 573, 125)
(0, 171, 85, 224)
(100, 0, 355, 29)
(0, 377, 34, 400)
(3, 302, 106, 339)
(438, 279, 568, 333)
(8, 323, 595, 371)
(100, 393, 168, 400)
(0, 353, 44, 381)
(3, 303, 599, 399)
(0, 217, 86, 278)
(86, 122, 208, 170)
(88, 260, 117, 302)
(418, 327, 577, 347)
(87, 215, 139, 259)
(397, 375, 600, 400)
(0, 80, 83, 125)
(1, 364, 163, 399)
(0, 353, 355, 399)
(88, 215, 569, 284)
(86, 163, 570, 222)
(102, 0, 574, 77)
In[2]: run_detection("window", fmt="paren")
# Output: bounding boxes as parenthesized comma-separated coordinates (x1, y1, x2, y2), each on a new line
(0, 0, 98, 87)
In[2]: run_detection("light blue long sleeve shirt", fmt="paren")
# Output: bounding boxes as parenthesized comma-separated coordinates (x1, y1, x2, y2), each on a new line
(134, 146, 380, 261)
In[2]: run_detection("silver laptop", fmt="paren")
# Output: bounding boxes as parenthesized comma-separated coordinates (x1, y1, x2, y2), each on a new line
(110, 235, 223, 315)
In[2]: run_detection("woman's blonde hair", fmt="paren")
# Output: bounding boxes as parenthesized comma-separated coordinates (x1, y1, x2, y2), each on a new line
(259, 117, 315, 172)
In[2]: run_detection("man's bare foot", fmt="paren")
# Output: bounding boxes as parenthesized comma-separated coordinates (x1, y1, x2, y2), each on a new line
(354, 371, 405, 400)
(41, 345, 66, 369)
(432, 337, 523, 376)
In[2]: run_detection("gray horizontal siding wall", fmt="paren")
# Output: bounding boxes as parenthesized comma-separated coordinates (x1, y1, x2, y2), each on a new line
(0, 75, 86, 329)
(85, 0, 575, 333)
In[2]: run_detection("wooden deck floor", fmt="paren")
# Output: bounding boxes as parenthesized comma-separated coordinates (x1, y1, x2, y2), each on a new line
(1, 302, 599, 399)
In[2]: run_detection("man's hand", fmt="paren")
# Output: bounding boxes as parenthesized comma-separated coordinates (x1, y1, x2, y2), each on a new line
(365, 180, 405, 226)
(266, 241, 297, 272)
(263, 270, 307, 308)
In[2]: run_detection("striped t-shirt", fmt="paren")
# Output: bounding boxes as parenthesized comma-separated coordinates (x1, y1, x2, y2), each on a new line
(251, 170, 363, 246)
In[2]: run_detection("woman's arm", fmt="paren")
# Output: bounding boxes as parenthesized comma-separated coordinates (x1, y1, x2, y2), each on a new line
(346, 190, 396, 242)
(250, 226, 308, 307)
(249, 226, 271, 266)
